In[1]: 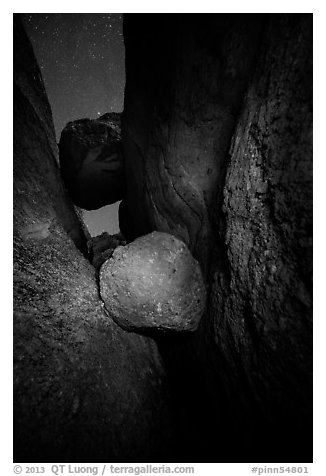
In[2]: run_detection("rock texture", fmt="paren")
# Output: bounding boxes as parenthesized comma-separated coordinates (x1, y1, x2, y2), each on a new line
(122, 14, 265, 270)
(123, 14, 312, 462)
(14, 15, 174, 463)
(88, 231, 126, 270)
(59, 113, 125, 210)
(212, 14, 313, 458)
(14, 18, 89, 256)
(100, 232, 206, 332)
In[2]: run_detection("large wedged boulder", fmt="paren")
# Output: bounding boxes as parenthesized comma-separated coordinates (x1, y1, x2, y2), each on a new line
(99, 231, 206, 332)
(59, 113, 125, 210)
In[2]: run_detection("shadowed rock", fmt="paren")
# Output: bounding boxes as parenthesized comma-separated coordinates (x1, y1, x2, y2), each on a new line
(122, 13, 312, 461)
(59, 113, 125, 210)
(118, 199, 133, 242)
(99, 231, 206, 332)
(88, 231, 127, 270)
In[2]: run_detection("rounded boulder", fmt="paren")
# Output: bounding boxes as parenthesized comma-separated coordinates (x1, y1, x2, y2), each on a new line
(99, 231, 206, 332)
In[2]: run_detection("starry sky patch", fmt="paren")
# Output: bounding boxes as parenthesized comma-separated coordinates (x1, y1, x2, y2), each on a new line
(22, 13, 125, 140)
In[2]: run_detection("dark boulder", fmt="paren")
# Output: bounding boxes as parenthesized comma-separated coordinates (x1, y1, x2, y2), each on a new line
(59, 114, 125, 210)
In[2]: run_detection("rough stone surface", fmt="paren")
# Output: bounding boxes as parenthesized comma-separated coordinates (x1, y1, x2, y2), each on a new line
(14, 16, 89, 256)
(59, 112, 125, 210)
(14, 15, 174, 463)
(88, 231, 126, 270)
(211, 14, 313, 455)
(100, 232, 206, 332)
(122, 14, 312, 461)
(122, 14, 265, 271)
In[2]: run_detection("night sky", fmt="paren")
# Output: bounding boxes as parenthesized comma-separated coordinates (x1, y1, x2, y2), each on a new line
(21, 13, 125, 237)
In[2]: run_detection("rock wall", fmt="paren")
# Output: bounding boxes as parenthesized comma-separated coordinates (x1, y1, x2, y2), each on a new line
(212, 14, 313, 460)
(122, 14, 312, 461)
(13, 15, 174, 462)
(122, 14, 265, 270)
(14, 16, 88, 255)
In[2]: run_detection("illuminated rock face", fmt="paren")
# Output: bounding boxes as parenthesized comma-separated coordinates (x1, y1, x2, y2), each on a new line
(99, 231, 206, 332)
(59, 113, 125, 210)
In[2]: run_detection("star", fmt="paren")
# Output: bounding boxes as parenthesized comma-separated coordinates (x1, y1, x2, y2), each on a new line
(22, 13, 124, 138)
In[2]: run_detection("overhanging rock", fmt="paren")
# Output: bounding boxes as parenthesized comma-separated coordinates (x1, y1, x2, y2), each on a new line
(59, 113, 125, 210)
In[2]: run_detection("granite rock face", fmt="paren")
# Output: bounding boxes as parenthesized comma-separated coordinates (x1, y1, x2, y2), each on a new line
(14, 15, 174, 463)
(122, 14, 312, 461)
(212, 14, 313, 456)
(59, 113, 125, 210)
(100, 232, 206, 332)
(122, 14, 265, 270)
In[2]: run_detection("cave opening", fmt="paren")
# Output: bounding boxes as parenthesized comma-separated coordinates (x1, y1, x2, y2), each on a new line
(22, 13, 126, 240)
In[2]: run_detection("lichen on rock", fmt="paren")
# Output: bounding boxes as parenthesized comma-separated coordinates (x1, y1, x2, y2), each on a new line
(99, 231, 206, 332)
